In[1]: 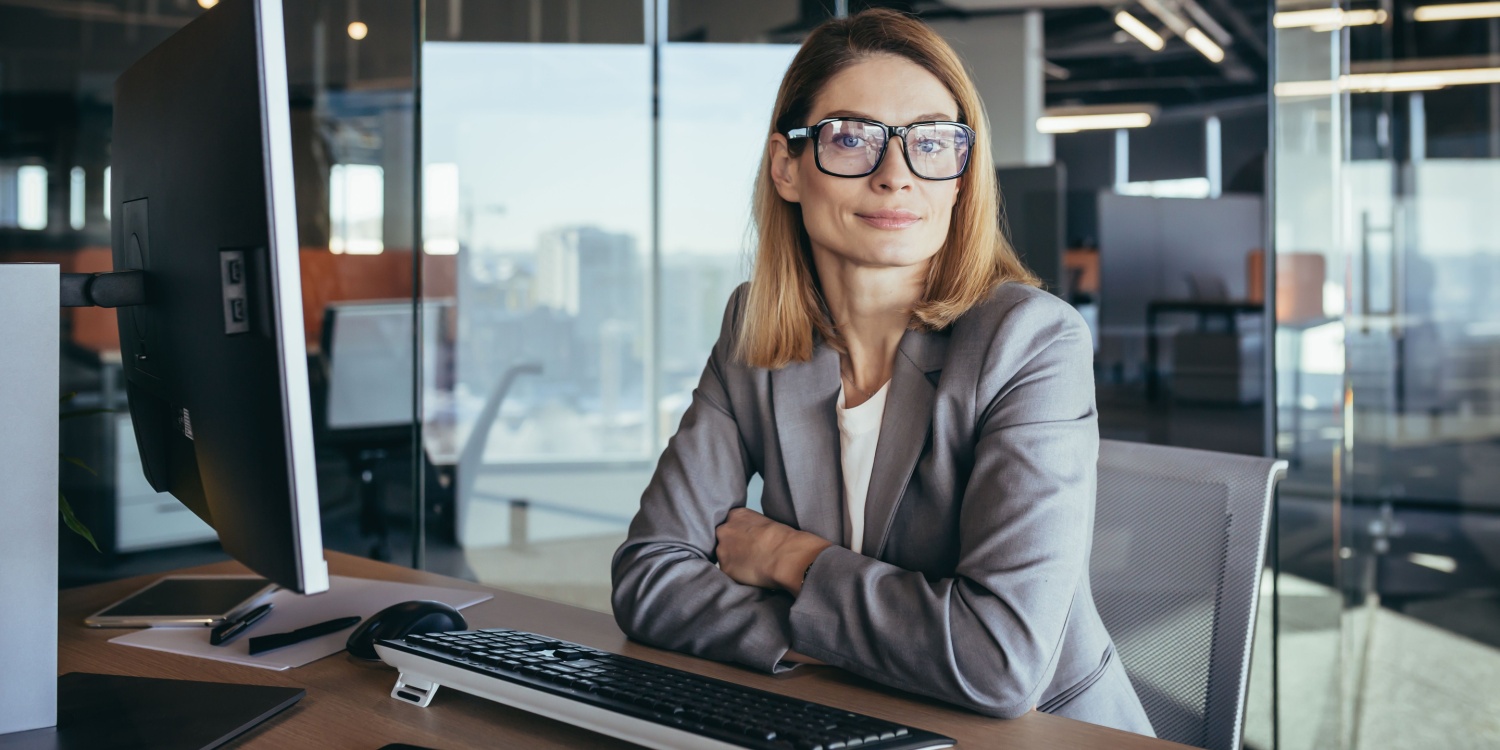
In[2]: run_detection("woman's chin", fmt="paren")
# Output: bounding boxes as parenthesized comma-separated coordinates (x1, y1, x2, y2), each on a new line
(847, 246, 940, 270)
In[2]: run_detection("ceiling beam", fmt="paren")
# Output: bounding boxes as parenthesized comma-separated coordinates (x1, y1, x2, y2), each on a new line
(1195, 0, 1267, 60)
(1047, 74, 1260, 94)
(0, 0, 192, 29)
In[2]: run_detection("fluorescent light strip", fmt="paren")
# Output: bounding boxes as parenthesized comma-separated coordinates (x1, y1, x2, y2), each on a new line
(1407, 553, 1457, 573)
(1115, 11, 1165, 51)
(1414, 2, 1500, 21)
(1183, 27, 1225, 63)
(1275, 67, 1500, 96)
(1037, 112, 1153, 134)
(1274, 8, 1387, 29)
(1138, 0, 1225, 63)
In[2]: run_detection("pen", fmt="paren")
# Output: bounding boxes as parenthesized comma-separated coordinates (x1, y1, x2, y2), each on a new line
(210, 603, 274, 646)
(248, 615, 362, 656)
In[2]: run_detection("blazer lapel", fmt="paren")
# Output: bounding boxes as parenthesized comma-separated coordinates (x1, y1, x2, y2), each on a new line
(770, 342, 843, 544)
(862, 326, 948, 557)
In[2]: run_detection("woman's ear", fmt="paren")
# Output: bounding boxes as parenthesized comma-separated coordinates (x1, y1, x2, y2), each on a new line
(769, 134, 801, 204)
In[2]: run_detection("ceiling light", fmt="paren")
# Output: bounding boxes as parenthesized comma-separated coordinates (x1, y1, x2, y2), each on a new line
(1274, 8, 1388, 29)
(1181, 0, 1233, 45)
(198, 0, 218, 8)
(1346, 68, 1500, 91)
(1311, 10, 1388, 30)
(1414, 2, 1500, 21)
(1037, 111, 1154, 134)
(1275, 67, 1500, 96)
(1115, 11, 1165, 51)
(348, 21, 369, 41)
(1183, 28, 1225, 63)
(1274, 8, 1341, 27)
(1272, 79, 1340, 97)
(1138, 0, 1227, 63)
(1407, 553, 1457, 573)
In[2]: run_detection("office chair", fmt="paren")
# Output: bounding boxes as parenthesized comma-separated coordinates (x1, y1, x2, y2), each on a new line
(1091, 439, 1286, 750)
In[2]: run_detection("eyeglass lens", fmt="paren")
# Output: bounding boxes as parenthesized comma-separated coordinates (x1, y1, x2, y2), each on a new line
(815, 120, 971, 179)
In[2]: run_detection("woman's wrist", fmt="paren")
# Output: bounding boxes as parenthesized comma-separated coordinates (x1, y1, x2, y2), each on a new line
(772, 530, 832, 596)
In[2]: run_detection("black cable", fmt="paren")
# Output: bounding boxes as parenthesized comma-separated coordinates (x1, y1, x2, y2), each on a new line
(59, 271, 146, 308)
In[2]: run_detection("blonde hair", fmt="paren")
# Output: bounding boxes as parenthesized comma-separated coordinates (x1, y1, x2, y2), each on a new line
(736, 9, 1038, 370)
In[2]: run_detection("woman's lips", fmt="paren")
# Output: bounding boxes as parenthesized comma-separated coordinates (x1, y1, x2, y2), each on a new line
(856, 210, 920, 230)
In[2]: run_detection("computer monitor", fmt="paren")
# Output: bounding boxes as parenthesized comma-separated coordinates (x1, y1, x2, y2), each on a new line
(110, 0, 328, 594)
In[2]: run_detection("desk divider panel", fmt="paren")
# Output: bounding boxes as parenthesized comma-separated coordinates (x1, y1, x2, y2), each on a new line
(0, 264, 60, 735)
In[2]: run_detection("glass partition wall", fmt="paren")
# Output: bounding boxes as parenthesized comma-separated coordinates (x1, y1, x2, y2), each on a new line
(1274, 2, 1500, 747)
(1, 0, 424, 584)
(417, 1, 800, 610)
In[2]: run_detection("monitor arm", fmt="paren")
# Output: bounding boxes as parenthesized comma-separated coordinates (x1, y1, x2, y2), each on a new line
(60, 271, 146, 308)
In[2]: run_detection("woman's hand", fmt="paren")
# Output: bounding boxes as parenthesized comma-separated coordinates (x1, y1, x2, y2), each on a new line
(715, 507, 832, 596)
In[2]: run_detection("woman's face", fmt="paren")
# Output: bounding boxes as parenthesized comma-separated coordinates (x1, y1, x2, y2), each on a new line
(771, 55, 963, 273)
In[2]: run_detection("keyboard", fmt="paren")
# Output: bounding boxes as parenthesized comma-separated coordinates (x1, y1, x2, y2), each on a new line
(374, 628, 955, 750)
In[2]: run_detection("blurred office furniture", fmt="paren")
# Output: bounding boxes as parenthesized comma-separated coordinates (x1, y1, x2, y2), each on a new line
(1092, 439, 1287, 750)
(1144, 300, 1264, 402)
(996, 164, 1066, 294)
(1097, 193, 1263, 383)
(298, 249, 459, 351)
(1183, 272, 1229, 302)
(321, 299, 448, 560)
(442, 362, 543, 547)
(1063, 246, 1100, 301)
(1247, 249, 1327, 324)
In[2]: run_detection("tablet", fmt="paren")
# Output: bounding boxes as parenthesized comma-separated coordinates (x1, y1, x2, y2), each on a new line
(84, 575, 278, 628)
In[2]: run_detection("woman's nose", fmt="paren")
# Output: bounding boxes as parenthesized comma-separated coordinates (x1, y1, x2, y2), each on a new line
(872, 137, 916, 191)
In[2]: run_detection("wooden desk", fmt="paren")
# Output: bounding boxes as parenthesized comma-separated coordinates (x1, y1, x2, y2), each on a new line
(59, 553, 1188, 749)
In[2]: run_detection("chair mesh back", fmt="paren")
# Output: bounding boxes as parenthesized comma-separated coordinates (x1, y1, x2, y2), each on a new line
(1091, 440, 1284, 750)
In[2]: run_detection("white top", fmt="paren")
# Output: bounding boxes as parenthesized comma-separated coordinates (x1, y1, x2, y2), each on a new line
(836, 381, 890, 554)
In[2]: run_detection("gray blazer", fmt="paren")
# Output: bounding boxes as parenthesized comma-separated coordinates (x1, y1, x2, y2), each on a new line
(612, 282, 1153, 735)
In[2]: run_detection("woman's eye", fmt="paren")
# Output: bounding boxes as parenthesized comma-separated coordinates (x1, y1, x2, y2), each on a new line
(834, 134, 866, 149)
(914, 138, 947, 154)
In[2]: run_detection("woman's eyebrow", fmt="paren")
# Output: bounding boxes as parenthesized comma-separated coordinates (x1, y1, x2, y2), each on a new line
(818, 110, 958, 122)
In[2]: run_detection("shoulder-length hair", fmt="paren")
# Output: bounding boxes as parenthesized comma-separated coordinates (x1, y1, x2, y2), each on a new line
(736, 8, 1038, 370)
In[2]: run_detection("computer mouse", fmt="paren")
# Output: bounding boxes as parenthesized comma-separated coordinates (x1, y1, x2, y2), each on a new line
(346, 600, 468, 661)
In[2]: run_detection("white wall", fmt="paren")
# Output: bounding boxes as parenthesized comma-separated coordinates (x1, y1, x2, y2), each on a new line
(926, 12, 1051, 168)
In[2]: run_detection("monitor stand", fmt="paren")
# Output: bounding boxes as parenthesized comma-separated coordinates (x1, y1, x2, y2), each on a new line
(0, 673, 303, 750)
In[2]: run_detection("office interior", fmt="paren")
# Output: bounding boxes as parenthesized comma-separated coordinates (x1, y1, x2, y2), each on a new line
(1, 0, 1497, 747)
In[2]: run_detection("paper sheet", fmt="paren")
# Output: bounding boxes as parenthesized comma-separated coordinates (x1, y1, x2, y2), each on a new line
(109, 575, 493, 671)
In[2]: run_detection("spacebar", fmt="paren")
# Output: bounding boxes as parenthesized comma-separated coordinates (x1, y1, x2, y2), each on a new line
(439, 656, 750, 742)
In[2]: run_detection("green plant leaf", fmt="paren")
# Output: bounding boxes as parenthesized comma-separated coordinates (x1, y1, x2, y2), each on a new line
(61, 454, 98, 476)
(61, 408, 114, 421)
(59, 492, 100, 553)
(58, 391, 102, 553)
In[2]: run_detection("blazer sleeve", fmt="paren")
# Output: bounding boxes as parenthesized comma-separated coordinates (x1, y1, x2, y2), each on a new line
(610, 284, 796, 674)
(787, 294, 1099, 718)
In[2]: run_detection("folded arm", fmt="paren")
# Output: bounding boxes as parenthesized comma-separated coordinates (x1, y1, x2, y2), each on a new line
(610, 287, 801, 673)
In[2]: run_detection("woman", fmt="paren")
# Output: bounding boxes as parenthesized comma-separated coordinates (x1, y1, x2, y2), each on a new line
(611, 9, 1152, 735)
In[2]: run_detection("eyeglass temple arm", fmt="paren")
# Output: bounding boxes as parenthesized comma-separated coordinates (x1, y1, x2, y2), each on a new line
(785, 127, 810, 139)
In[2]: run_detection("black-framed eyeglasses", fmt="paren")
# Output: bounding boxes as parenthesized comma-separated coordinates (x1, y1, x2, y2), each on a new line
(785, 117, 975, 181)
